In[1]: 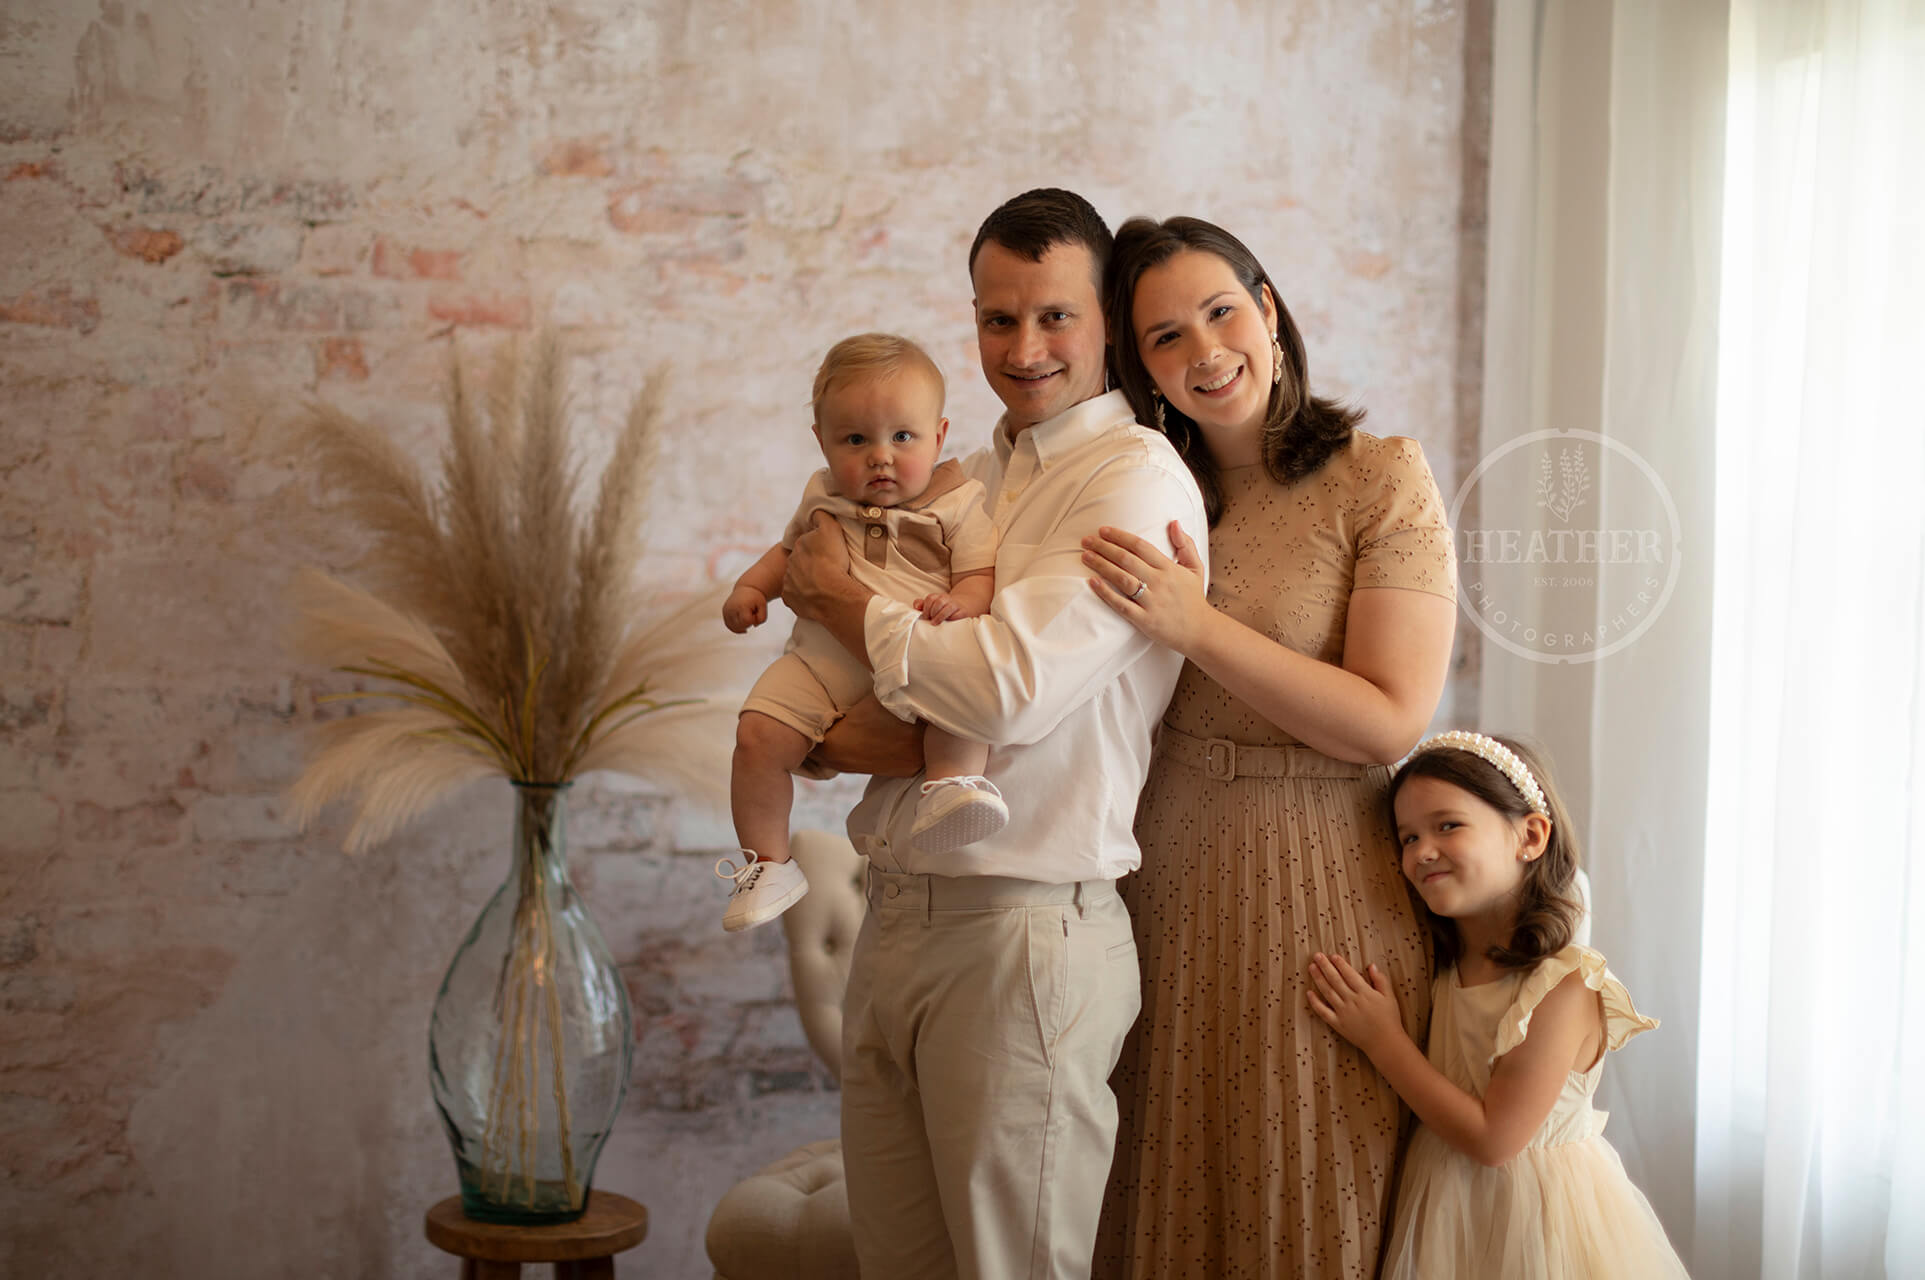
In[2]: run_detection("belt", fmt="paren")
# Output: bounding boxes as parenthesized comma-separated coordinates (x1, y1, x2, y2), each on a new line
(1157, 725, 1381, 782)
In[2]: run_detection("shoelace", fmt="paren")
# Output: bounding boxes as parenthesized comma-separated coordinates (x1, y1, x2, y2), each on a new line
(918, 774, 993, 796)
(714, 856, 764, 893)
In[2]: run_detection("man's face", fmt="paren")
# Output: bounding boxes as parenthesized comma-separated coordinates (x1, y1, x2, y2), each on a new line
(971, 240, 1108, 432)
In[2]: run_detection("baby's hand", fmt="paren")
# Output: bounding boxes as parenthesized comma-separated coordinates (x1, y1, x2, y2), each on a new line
(1307, 953, 1406, 1060)
(913, 592, 965, 624)
(723, 586, 768, 633)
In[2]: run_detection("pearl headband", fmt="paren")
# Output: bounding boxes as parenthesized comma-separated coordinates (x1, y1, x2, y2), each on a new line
(1397, 731, 1550, 817)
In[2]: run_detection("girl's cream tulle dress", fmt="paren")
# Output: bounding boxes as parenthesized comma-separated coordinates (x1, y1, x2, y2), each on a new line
(1382, 944, 1692, 1279)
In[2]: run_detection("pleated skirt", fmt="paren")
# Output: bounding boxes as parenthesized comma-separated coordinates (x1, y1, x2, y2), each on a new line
(1094, 735, 1433, 1280)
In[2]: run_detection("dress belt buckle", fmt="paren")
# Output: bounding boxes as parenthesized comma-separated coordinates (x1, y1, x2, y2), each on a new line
(1204, 737, 1237, 781)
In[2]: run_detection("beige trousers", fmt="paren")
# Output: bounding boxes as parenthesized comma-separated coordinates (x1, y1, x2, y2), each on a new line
(840, 867, 1141, 1280)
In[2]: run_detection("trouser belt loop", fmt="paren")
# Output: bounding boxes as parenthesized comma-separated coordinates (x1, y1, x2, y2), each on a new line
(1073, 880, 1087, 919)
(923, 877, 932, 928)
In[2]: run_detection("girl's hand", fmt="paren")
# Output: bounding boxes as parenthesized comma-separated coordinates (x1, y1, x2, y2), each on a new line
(1307, 952, 1407, 1060)
(723, 585, 768, 633)
(913, 592, 964, 624)
(1081, 520, 1209, 653)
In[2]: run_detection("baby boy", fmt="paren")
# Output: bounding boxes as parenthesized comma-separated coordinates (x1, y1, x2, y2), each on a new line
(715, 333, 1008, 931)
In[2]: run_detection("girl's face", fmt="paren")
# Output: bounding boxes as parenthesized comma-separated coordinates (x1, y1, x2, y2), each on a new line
(1130, 248, 1278, 450)
(1392, 774, 1547, 928)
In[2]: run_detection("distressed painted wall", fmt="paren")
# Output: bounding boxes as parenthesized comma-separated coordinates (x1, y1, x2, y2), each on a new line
(0, 1, 1486, 1274)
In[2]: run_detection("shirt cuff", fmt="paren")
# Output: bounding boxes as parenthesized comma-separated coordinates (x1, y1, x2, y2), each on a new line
(865, 594, 920, 719)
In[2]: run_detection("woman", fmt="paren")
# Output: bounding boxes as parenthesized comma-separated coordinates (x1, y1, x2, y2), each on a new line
(1087, 217, 1458, 1279)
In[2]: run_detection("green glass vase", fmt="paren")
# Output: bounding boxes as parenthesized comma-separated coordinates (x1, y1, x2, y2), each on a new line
(428, 782, 632, 1223)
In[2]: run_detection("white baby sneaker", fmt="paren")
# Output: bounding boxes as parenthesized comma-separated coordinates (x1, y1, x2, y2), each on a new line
(911, 775, 1009, 853)
(716, 854, 809, 933)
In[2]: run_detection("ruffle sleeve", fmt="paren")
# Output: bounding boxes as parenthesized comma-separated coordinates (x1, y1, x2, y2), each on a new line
(1490, 945, 1658, 1064)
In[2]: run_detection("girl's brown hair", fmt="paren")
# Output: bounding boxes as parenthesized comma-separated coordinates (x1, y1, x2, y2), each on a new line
(1386, 736, 1584, 971)
(1103, 215, 1360, 525)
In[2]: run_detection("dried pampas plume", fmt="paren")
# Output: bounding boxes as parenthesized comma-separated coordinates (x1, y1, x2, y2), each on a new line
(286, 331, 748, 851)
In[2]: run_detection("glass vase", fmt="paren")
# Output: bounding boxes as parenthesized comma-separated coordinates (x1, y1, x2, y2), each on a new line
(429, 781, 632, 1223)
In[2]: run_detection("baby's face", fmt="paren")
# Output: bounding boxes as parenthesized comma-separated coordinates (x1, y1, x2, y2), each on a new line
(812, 369, 948, 508)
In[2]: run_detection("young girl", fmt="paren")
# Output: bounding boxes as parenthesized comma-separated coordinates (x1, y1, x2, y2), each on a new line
(1307, 730, 1690, 1278)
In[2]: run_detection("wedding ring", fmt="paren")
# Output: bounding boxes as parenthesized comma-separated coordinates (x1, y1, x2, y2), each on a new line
(1129, 581, 1148, 602)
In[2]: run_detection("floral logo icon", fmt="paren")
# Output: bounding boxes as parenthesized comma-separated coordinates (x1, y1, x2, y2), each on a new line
(1535, 447, 1590, 524)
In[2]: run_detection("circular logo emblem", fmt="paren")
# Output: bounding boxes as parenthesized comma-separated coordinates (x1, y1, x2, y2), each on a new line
(1450, 430, 1682, 664)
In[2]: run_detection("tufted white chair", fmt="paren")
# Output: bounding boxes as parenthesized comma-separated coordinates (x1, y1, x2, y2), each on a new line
(706, 829, 864, 1280)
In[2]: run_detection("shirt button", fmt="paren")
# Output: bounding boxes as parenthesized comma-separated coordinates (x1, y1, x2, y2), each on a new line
(868, 525, 884, 538)
(885, 884, 900, 899)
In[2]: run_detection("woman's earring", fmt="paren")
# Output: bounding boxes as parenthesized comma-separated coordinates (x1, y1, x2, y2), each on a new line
(1150, 390, 1168, 432)
(1271, 333, 1285, 386)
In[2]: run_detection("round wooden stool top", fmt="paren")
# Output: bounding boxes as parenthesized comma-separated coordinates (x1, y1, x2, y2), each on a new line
(424, 1193, 648, 1263)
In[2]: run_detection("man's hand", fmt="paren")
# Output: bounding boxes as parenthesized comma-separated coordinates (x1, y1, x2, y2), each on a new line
(722, 585, 769, 634)
(782, 510, 874, 661)
(809, 696, 926, 777)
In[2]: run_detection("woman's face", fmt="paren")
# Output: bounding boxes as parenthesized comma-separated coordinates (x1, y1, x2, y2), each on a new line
(1131, 249, 1278, 447)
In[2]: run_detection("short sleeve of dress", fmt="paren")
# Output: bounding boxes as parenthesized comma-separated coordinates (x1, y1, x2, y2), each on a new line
(1352, 436, 1458, 600)
(1490, 945, 1659, 1065)
(941, 480, 1000, 576)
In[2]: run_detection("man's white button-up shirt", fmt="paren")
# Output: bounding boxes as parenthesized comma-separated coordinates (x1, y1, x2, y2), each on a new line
(849, 390, 1209, 883)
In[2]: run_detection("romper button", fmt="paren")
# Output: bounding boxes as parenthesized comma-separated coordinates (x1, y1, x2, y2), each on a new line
(864, 506, 881, 518)
(868, 525, 884, 538)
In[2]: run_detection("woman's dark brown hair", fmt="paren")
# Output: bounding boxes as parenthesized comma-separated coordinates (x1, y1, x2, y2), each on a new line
(1103, 216, 1361, 524)
(1385, 736, 1584, 972)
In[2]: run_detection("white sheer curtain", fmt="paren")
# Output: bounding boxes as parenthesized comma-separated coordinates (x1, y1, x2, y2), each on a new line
(1482, 0, 1925, 1275)
(1478, 0, 1724, 1247)
(1696, 3, 1925, 1278)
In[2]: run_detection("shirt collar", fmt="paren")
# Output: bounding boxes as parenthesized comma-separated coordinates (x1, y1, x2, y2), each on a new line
(994, 390, 1139, 470)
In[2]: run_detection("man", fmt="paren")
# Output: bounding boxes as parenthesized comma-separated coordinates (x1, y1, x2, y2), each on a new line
(782, 188, 1208, 1280)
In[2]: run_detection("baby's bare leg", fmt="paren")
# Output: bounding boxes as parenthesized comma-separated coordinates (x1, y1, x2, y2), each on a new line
(923, 726, 989, 781)
(732, 711, 815, 863)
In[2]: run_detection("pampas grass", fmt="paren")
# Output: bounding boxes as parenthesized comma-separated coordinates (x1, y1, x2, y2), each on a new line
(283, 330, 764, 1215)
(287, 331, 745, 851)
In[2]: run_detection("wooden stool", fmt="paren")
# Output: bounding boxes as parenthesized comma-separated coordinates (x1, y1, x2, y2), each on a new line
(424, 1192, 648, 1278)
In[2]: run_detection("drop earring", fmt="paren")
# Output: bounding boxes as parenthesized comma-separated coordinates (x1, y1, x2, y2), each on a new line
(1271, 333, 1285, 386)
(1150, 390, 1168, 432)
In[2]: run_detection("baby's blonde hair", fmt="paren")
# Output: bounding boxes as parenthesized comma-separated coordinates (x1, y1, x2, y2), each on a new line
(811, 333, 946, 420)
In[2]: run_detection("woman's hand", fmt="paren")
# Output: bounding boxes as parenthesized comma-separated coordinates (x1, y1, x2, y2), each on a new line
(1307, 952, 1407, 1061)
(1081, 520, 1210, 654)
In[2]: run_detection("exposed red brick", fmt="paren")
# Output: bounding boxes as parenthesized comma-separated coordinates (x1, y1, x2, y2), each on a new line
(607, 185, 692, 235)
(427, 292, 531, 329)
(372, 237, 462, 280)
(104, 225, 185, 264)
(407, 247, 461, 279)
(0, 286, 101, 334)
(314, 336, 369, 381)
(538, 137, 615, 178)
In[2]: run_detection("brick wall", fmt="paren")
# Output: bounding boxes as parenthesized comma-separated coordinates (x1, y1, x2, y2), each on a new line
(0, 1, 1485, 1274)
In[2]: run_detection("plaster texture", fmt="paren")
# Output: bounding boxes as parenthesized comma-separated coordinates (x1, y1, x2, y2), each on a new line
(1, 1, 1486, 1274)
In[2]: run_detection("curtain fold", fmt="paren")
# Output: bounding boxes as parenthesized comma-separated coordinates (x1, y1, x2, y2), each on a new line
(1477, 0, 1725, 1249)
(1695, 2, 1925, 1278)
